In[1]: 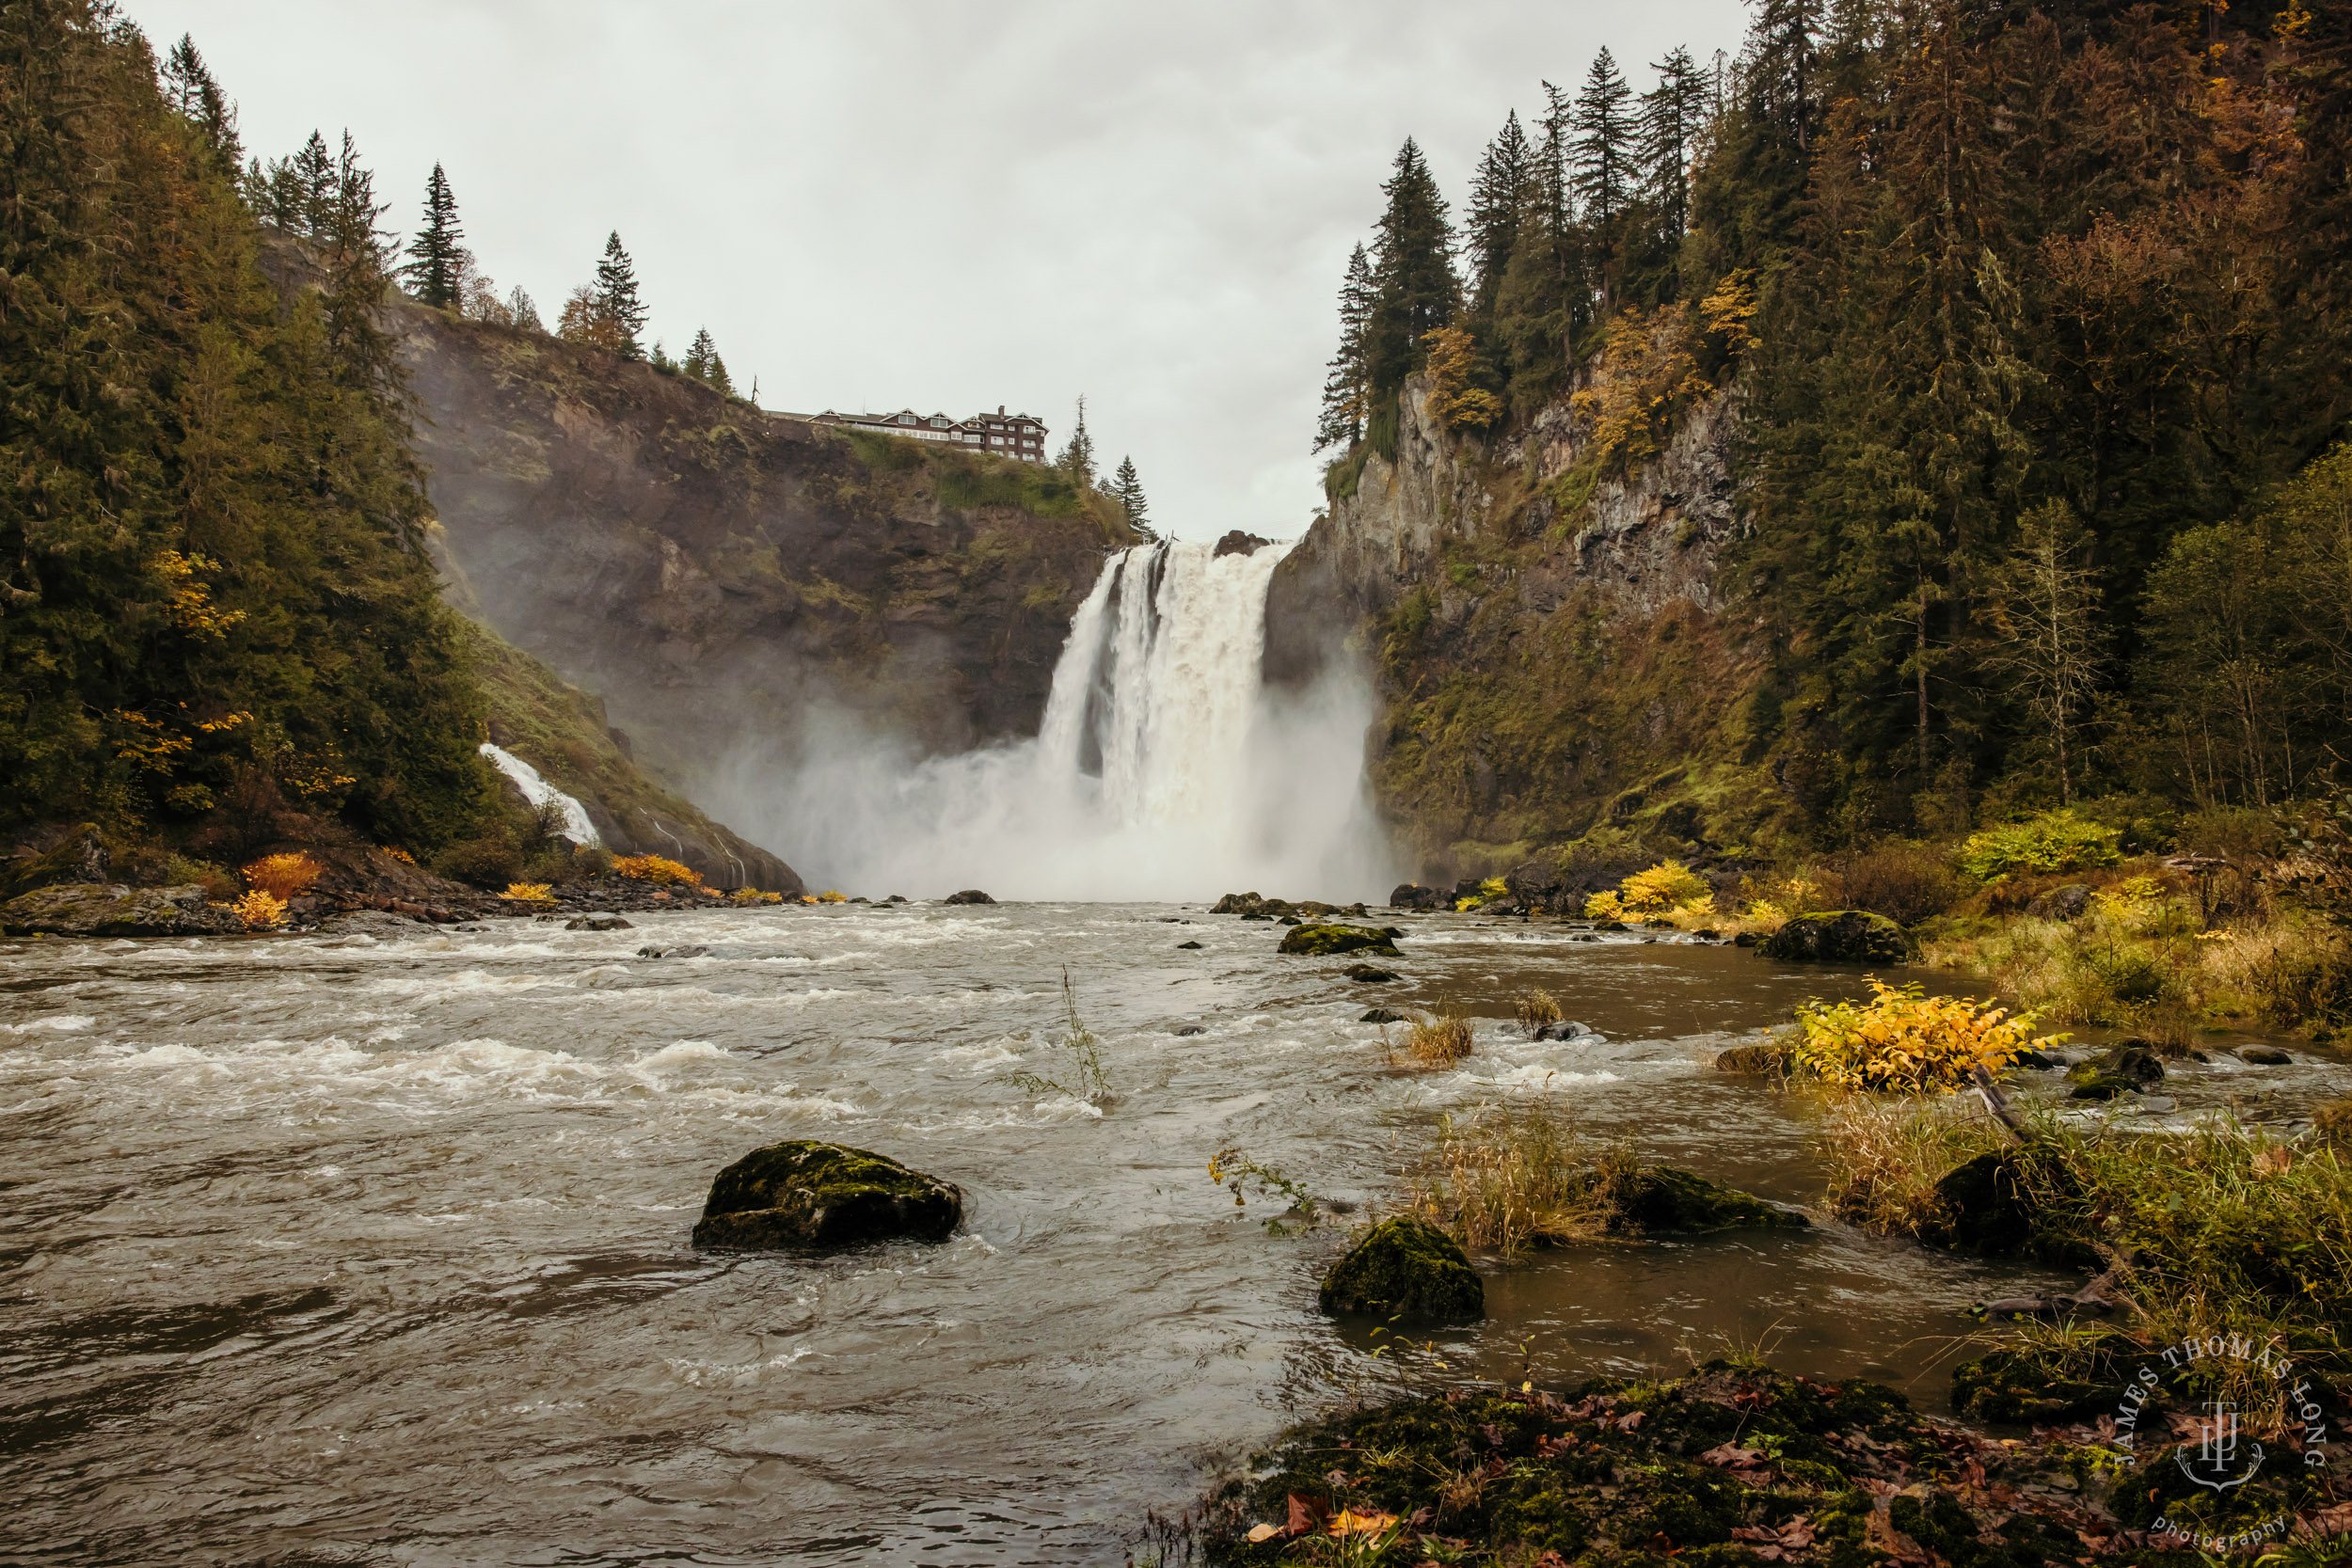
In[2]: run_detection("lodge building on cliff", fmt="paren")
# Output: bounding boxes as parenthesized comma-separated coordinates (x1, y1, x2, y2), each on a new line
(797, 404, 1049, 462)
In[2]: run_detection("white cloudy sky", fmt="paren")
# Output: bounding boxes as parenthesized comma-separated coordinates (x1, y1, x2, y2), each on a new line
(132, 1, 1750, 540)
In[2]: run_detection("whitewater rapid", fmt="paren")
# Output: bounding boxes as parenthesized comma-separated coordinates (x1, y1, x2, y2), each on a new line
(747, 540, 1394, 900)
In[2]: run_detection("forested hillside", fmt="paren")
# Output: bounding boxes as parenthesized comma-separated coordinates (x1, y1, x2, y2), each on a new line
(1307, 0, 2352, 857)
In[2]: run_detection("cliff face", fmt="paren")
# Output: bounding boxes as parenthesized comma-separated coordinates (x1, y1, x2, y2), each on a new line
(392, 303, 1129, 809)
(1267, 369, 1769, 881)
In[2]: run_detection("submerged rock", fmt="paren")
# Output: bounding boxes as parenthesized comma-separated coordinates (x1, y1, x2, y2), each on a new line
(1278, 923, 1402, 958)
(1360, 1007, 1407, 1023)
(1612, 1166, 1808, 1233)
(1176, 939, 1202, 949)
(638, 943, 710, 959)
(1343, 963, 1397, 982)
(0, 883, 241, 938)
(1171, 1024, 1207, 1036)
(565, 911, 633, 930)
(944, 889, 996, 905)
(2241, 1045, 2294, 1065)
(691, 1140, 962, 1252)
(1317, 1216, 1484, 1323)
(1535, 1020, 1597, 1041)
(1758, 910, 1910, 964)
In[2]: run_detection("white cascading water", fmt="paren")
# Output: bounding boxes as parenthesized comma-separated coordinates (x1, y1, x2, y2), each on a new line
(739, 539, 1394, 900)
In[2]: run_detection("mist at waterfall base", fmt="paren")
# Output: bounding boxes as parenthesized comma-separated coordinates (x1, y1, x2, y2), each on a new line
(720, 541, 1399, 902)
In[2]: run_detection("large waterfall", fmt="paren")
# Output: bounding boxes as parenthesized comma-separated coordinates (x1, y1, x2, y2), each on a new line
(748, 540, 1393, 901)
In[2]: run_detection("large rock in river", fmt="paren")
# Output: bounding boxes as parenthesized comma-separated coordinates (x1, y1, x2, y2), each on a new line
(1278, 922, 1402, 958)
(1318, 1215, 1484, 1323)
(0, 883, 243, 938)
(1612, 1166, 1809, 1233)
(691, 1140, 963, 1251)
(1758, 910, 1910, 965)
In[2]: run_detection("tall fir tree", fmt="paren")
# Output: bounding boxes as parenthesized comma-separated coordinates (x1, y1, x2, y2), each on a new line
(682, 326, 733, 396)
(1112, 455, 1154, 539)
(403, 164, 464, 309)
(161, 34, 239, 173)
(292, 129, 335, 239)
(1057, 395, 1096, 484)
(1639, 47, 1705, 250)
(1572, 48, 1635, 228)
(1467, 109, 1534, 314)
(593, 231, 648, 359)
(1361, 138, 1458, 425)
(1314, 242, 1375, 452)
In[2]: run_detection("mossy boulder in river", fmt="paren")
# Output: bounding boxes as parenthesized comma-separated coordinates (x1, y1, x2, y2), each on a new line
(1317, 1215, 1483, 1323)
(0, 883, 242, 937)
(1612, 1166, 1809, 1232)
(1277, 922, 1401, 958)
(691, 1141, 962, 1251)
(1758, 909, 1910, 964)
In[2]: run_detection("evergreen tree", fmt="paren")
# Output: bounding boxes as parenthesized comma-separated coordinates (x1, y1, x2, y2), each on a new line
(1572, 48, 1635, 228)
(1314, 242, 1375, 452)
(1057, 396, 1096, 484)
(592, 231, 648, 359)
(1361, 138, 1458, 425)
(682, 327, 732, 395)
(292, 130, 335, 239)
(161, 34, 239, 172)
(403, 163, 464, 309)
(1639, 46, 1705, 249)
(1112, 455, 1154, 538)
(1467, 110, 1533, 312)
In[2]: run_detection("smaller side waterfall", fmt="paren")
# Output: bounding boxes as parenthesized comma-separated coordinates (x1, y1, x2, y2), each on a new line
(732, 539, 1394, 900)
(479, 743, 602, 847)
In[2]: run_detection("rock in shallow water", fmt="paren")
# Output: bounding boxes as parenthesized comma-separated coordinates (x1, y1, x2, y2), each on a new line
(944, 889, 996, 906)
(1758, 910, 1910, 964)
(1613, 1167, 1808, 1233)
(1343, 963, 1397, 981)
(0, 882, 241, 937)
(1360, 1007, 1407, 1023)
(1278, 923, 1402, 958)
(1318, 1215, 1483, 1323)
(691, 1141, 963, 1252)
(565, 912, 632, 930)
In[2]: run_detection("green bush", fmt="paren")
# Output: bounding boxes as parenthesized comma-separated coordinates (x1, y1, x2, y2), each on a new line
(1957, 808, 2122, 881)
(431, 835, 523, 888)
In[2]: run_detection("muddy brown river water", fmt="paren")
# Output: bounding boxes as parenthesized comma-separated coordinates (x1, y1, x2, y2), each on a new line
(1, 903, 2334, 1564)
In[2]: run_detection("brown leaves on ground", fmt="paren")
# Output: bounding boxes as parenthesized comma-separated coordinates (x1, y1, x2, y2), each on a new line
(1733, 1513, 1818, 1562)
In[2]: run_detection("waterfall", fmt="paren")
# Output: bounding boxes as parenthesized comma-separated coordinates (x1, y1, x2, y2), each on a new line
(730, 540, 1395, 901)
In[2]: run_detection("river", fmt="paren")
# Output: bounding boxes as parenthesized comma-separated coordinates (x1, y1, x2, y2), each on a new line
(1, 902, 2322, 1564)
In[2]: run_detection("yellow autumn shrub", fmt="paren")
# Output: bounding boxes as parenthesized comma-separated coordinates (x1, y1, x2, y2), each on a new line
(1585, 861, 1711, 921)
(234, 890, 287, 930)
(1790, 979, 2062, 1093)
(502, 882, 555, 904)
(244, 851, 322, 900)
(612, 854, 696, 885)
(732, 888, 785, 904)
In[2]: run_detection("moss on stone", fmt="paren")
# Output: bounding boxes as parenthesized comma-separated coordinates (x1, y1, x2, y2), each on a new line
(1277, 923, 1403, 958)
(1612, 1166, 1809, 1233)
(1758, 910, 1911, 964)
(1317, 1215, 1484, 1323)
(691, 1140, 962, 1251)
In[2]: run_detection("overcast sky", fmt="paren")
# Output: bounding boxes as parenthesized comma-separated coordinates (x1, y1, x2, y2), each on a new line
(132, 1, 1750, 541)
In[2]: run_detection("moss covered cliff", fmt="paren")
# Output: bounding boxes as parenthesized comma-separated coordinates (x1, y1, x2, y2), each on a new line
(1267, 365, 1772, 883)
(393, 304, 1136, 802)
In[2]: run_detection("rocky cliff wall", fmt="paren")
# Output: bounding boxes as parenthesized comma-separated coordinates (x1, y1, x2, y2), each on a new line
(1267, 369, 1771, 882)
(391, 303, 1132, 806)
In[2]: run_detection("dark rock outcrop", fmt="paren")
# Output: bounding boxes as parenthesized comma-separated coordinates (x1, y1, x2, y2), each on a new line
(1361, 1007, 1408, 1023)
(1279, 923, 1402, 958)
(2241, 1045, 2294, 1065)
(2025, 883, 2092, 921)
(1388, 882, 1445, 911)
(944, 889, 996, 906)
(1612, 1167, 1808, 1233)
(1317, 1216, 1484, 1323)
(0, 883, 244, 938)
(1344, 963, 1398, 981)
(1176, 939, 1202, 949)
(1923, 1151, 2097, 1268)
(3, 824, 111, 898)
(1715, 1041, 1789, 1073)
(566, 912, 634, 930)
(2066, 1045, 2165, 1100)
(1211, 530, 1272, 558)
(691, 1141, 962, 1252)
(1758, 910, 1910, 965)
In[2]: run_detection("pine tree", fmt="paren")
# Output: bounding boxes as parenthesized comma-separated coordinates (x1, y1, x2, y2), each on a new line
(593, 231, 648, 359)
(292, 130, 336, 239)
(1639, 47, 1706, 249)
(161, 34, 240, 172)
(1467, 110, 1533, 312)
(1112, 455, 1155, 539)
(404, 163, 464, 309)
(1573, 49, 1635, 229)
(1057, 395, 1096, 484)
(1314, 242, 1375, 452)
(1361, 138, 1458, 420)
(683, 327, 732, 395)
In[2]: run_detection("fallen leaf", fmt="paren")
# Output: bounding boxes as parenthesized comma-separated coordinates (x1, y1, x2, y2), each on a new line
(1246, 1523, 1279, 1544)
(1701, 1443, 1765, 1468)
(1328, 1509, 1399, 1537)
(1284, 1493, 1329, 1539)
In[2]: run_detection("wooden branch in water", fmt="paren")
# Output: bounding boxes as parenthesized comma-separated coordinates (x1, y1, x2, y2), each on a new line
(1971, 1065, 2032, 1144)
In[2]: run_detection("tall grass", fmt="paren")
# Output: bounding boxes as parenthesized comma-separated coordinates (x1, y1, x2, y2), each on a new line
(1512, 989, 1561, 1036)
(1814, 1093, 2008, 1236)
(1391, 1010, 1474, 1068)
(1407, 1100, 1621, 1257)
